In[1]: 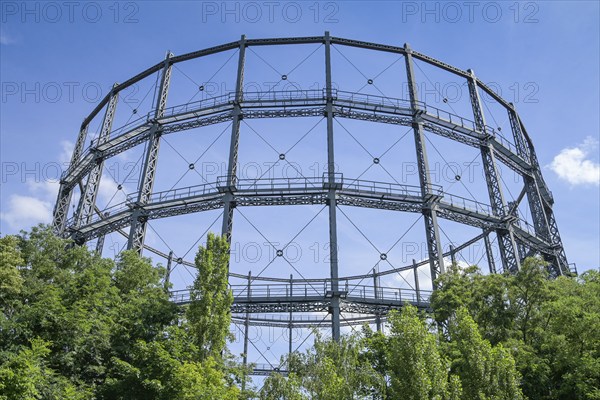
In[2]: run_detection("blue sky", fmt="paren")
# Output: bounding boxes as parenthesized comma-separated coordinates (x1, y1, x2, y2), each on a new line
(1, 1, 599, 279)
(1, 0, 599, 373)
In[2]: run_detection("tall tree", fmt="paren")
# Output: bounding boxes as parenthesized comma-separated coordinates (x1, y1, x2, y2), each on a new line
(186, 232, 234, 361)
(447, 307, 524, 400)
(385, 306, 461, 400)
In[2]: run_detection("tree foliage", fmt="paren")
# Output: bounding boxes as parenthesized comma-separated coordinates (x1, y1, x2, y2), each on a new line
(385, 306, 457, 400)
(0, 225, 238, 399)
(432, 257, 600, 399)
(261, 332, 384, 399)
(1, 226, 598, 399)
(187, 232, 233, 361)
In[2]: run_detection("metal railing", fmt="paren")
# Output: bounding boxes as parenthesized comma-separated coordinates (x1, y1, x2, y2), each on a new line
(62, 89, 529, 183)
(442, 192, 494, 216)
(339, 176, 442, 198)
(169, 280, 431, 305)
(132, 181, 219, 204)
(217, 176, 325, 192)
(73, 175, 498, 231)
(242, 89, 325, 103)
(421, 103, 479, 132)
(109, 113, 153, 139)
(162, 92, 234, 118)
(335, 90, 415, 110)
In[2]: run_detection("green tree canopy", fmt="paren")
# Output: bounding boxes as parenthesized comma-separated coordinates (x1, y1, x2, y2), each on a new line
(1, 226, 598, 399)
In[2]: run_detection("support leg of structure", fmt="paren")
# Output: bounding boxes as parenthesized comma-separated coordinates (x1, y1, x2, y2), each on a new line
(467, 69, 520, 274)
(412, 259, 421, 303)
(164, 250, 173, 291)
(128, 52, 173, 253)
(404, 43, 445, 284)
(325, 31, 341, 341)
(373, 268, 381, 332)
(449, 244, 456, 266)
(73, 87, 119, 233)
(242, 271, 251, 392)
(513, 108, 570, 274)
(95, 235, 105, 254)
(221, 35, 246, 243)
(483, 230, 496, 274)
(289, 274, 293, 362)
(52, 125, 90, 234)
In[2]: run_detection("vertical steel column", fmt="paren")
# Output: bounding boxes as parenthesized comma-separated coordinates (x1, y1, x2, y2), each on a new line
(412, 259, 420, 303)
(508, 106, 530, 161)
(529, 144, 569, 275)
(164, 250, 173, 290)
(373, 268, 381, 332)
(467, 69, 520, 274)
(242, 271, 251, 392)
(128, 52, 173, 252)
(52, 123, 89, 234)
(449, 244, 456, 266)
(221, 35, 246, 243)
(483, 230, 497, 274)
(404, 43, 445, 283)
(510, 109, 569, 276)
(509, 107, 550, 242)
(73, 85, 119, 237)
(325, 31, 341, 341)
(543, 206, 570, 276)
(289, 274, 293, 361)
(95, 235, 105, 254)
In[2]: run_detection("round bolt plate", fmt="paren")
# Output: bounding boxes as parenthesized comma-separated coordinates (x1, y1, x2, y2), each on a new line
(176, 258, 183, 264)
(380, 253, 387, 260)
(199, 85, 204, 91)
(189, 163, 195, 170)
(276, 249, 284, 257)
(279, 153, 286, 160)
(132, 109, 138, 114)
(281, 75, 287, 80)
(367, 79, 374, 85)
(443, 98, 448, 103)
(117, 184, 123, 190)
(373, 157, 380, 164)
(455, 175, 461, 181)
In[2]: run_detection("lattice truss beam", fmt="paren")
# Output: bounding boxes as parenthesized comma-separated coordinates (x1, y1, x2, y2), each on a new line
(53, 33, 574, 366)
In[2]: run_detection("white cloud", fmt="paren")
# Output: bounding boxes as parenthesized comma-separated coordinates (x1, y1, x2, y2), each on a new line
(27, 180, 59, 200)
(1, 179, 59, 231)
(550, 136, 600, 186)
(0, 195, 53, 230)
(59, 140, 74, 165)
(0, 174, 126, 232)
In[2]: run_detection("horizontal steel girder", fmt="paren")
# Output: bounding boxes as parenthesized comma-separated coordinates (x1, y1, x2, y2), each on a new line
(59, 90, 533, 191)
(66, 175, 554, 259)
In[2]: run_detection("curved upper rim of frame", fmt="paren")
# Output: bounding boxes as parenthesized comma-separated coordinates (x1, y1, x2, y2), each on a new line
(80, 33, 533, 146)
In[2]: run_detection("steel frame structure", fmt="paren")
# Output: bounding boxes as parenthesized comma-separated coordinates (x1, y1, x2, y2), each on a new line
(53, 33, 574, 375)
